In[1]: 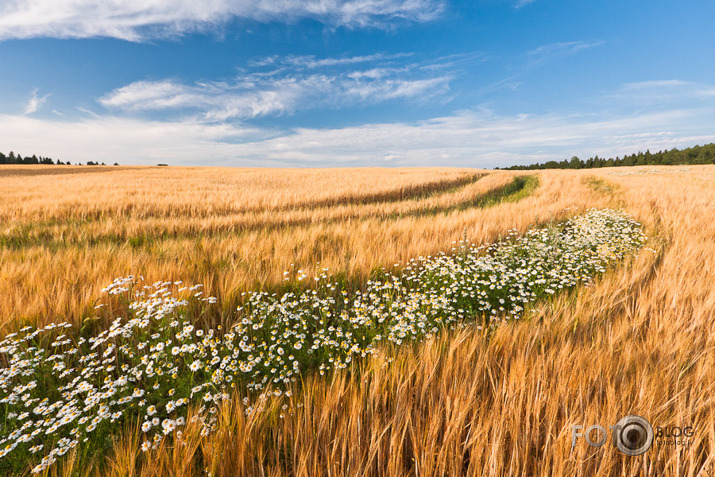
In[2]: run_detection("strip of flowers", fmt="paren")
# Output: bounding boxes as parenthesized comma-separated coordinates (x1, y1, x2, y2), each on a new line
(0, 208, 646, 474)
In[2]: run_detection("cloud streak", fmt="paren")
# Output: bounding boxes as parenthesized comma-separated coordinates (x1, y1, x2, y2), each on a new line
(528, 40, 605, 58)
(514, 0, 537, 9)
(24, 89, 51, 115)
(248, 53, 414, 69)
(607, 80, 715, 109)
(0, 0, 445, 41)
(476, 40, 604, 96)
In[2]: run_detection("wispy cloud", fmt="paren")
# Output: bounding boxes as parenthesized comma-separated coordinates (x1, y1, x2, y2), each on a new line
(477, 40, 603, 95)
(23, 89, 51, 115)
(609, 79, 715, 106)
(514, 0, 537, 9)
(528, 40, 605, 57)
(249, 53, 414, 69)
(77, 107, 102, 119)
(621, 80, 689, 89)
(0, 0, 445, 41)
(99, 55, 452, 120)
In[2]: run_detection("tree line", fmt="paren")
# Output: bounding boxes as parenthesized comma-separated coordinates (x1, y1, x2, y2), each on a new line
(0, 151, 117, 166)
(500, 143, 715, 170)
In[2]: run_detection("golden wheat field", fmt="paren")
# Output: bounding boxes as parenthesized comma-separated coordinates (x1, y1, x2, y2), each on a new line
(1, 164, 714, 476)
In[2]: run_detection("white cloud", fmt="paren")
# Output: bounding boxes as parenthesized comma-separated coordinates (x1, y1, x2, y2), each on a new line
(528, 40, 605, 57)
(99, 57, 452, 120)
(3, 105, 714, 167)
(24, 88, 51, 114)
(77, 107, 102, 119)
(0, 0, 445, 41)
(621, 80, 689, 89)
(250, 53, 413, 69)
(514, 0, 537, 9)
(620, 79, 715, 97)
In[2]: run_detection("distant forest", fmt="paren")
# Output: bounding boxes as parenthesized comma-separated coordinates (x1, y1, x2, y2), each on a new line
(0, 150, 114, 166)
(501, 143, 715, 170)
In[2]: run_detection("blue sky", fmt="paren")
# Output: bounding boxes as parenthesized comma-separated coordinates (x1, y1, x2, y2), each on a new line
(1, 0, 714, 167)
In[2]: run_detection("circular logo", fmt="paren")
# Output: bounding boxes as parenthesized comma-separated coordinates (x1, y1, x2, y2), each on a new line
(615, 415, 653, 456)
